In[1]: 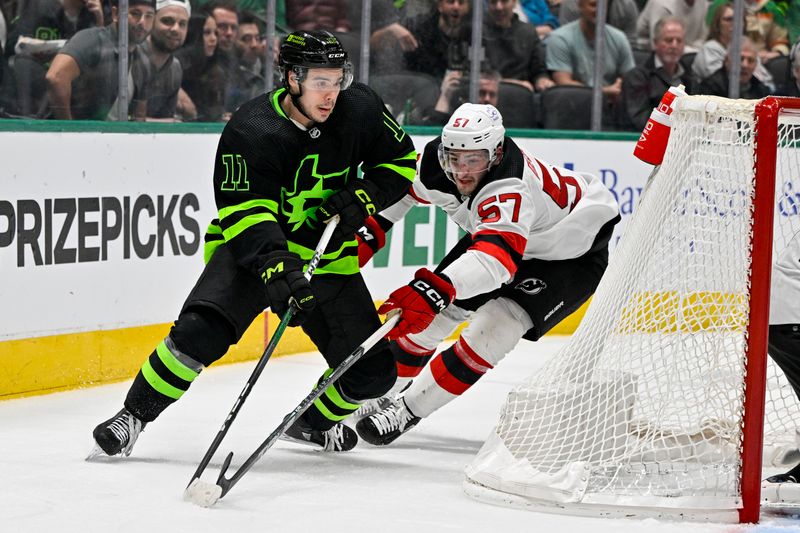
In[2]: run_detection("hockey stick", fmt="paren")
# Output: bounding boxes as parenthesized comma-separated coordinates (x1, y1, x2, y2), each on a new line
(184, 310, 401, 507)
(184, 216, 339, 491)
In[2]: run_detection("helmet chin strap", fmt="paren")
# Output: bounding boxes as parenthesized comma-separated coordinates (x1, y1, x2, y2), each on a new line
(289, 85, 316, 125)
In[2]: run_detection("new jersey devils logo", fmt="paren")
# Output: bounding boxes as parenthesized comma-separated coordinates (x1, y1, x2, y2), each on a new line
(516, 278, 547, 295)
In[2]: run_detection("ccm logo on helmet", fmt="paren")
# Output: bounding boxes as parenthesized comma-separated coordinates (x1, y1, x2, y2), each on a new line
(328, 53, 345, 58)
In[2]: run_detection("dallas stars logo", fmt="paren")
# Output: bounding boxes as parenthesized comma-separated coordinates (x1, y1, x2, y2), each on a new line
(282, 154, 350, 231)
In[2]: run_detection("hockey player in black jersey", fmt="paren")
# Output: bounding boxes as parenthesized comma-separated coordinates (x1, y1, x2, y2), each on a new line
(354, 103, 620, 446)
(90, 30, 416, 457)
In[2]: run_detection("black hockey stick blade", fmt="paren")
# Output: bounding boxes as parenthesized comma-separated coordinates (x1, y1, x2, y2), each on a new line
(184, 217, 339, 494)
(201, 311, 401, 504)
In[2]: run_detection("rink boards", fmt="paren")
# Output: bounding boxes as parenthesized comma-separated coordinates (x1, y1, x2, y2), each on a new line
(0, 122, 647, 399)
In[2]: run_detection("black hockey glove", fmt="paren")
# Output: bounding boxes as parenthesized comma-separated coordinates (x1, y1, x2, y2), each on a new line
(259, 250, 315, 327)
(317, 180, 381, 240)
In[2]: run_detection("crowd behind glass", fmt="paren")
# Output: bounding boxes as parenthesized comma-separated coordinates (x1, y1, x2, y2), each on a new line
(0, 0, 797, 130)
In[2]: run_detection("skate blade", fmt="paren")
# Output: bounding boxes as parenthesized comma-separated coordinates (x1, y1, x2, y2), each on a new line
(85, 442, 123, 462)
(278, 433, 322, 449)
(85, 443, 107, 461)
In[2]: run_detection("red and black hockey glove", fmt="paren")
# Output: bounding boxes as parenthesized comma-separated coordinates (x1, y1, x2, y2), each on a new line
(356, 215, 388, 267)
(259, 250, 315, 327)
(378, 268, 456, 339)
(317, 180, 381, 241)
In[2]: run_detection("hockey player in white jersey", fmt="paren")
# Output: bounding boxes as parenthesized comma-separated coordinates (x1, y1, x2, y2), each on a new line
(762, 230, 800, 502)
(354, 103, 621, 446)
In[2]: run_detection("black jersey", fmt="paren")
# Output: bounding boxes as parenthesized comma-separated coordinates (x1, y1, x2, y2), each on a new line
(206, 82, 416, 276)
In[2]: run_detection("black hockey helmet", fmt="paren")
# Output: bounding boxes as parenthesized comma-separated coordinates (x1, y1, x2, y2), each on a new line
(279, 30, 353, 90)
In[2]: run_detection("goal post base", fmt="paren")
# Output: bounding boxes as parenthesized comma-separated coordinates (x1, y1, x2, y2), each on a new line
(462, 477, 742, 523)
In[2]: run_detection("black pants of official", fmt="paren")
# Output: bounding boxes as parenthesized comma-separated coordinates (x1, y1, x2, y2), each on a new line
(769, 324, 800, 403)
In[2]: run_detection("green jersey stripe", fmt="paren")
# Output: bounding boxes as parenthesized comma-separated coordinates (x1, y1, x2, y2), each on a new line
(222, 212, 277, 242)
(373, 162, 416, 182)
(218, 199, 279, 221)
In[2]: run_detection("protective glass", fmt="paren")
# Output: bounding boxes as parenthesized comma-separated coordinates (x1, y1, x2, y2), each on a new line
(438, 145, 491, 181)
(294, 63, 354, 92)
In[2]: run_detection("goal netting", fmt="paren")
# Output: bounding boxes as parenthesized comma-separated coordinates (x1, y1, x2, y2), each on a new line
(464, 96, 800, 522)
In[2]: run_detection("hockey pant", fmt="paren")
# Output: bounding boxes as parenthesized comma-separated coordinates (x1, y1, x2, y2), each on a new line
(124, 244, 395, 430)
(392, 219, 614, 418)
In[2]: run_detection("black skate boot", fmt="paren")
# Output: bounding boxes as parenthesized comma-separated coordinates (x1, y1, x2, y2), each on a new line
(282, 416, 358, 452)
(355, 397, 420, 446)
(89, 408, 146, 458)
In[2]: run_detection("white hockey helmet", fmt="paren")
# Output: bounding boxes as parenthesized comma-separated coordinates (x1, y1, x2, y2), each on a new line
(438, 103, 505, 181)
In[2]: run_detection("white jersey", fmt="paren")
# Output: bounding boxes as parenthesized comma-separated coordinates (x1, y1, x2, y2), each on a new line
(770, 230, 800, 325)
(380, 137, 619, 300)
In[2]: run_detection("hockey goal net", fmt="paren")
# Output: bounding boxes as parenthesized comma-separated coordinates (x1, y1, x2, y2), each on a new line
(464, 96, 800, 523)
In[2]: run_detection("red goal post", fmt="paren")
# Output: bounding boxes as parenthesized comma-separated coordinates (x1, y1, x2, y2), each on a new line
(464, 96, 800, 524)
(741, 96, 800, 522)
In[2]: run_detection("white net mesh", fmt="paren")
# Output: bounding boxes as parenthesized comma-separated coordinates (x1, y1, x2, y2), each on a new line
(465, 96, 800, 518)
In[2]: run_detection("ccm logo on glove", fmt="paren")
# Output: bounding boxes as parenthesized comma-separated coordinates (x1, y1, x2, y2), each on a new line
(378, 268, 456, 338)
(259, 250, 315, 327)
(411, 279, 449, 312)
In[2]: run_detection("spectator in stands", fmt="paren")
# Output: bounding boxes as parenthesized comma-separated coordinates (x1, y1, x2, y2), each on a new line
(207, 0, 238, 54)
(692, 1, 789, 91)
(698, 36, 772, 98)
(414, 67, 501, 125)
(143, 0, 189, 121)
(559, 0, 639, 47)
(175, 8, 227, 121)
(547, 0, 635, 103)
(484, 0, 554, 92)
(621, 17, 691, 131)
(3, 0, 102, 117)
(743, 0, 790, 63)
(368, 0, 420, 74)
(285, 0, 350, 33)
(226, 10, 265, 113)
(45, 0, 155, 120)
(519, 0, 560, 39)
(780, 41, 800, 96)
(692, 1, 738, 84)
(0, 4, 6, 57)
(402, 0, 472, 80)
(636, 0, 709, 52)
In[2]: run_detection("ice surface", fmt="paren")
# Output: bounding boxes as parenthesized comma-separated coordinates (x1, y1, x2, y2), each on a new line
(2, 337, 799, 532)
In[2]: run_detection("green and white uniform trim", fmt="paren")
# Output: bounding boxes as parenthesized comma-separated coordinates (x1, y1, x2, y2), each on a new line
(312, 368, 362, 422)
(140, 339, 203, 400)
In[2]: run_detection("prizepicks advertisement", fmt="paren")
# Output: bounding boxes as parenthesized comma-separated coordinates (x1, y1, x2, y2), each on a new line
(1, 132, 650, 341)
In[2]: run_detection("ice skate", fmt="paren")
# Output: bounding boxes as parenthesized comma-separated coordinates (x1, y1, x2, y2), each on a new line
(351, 396, 393, 422)
(281, 416, 358, 452)
(88, 408, 146, 459)
(763, 462, 800, 504)
(355, 397, 420, 446)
